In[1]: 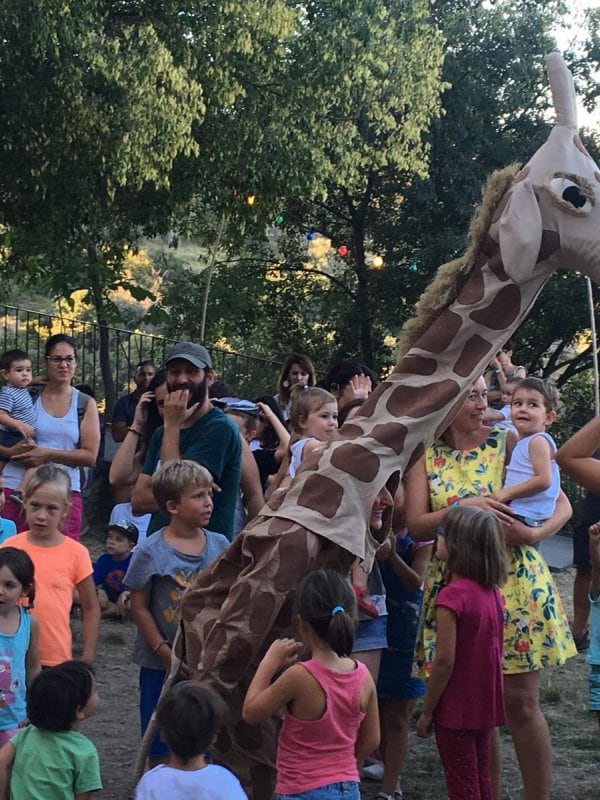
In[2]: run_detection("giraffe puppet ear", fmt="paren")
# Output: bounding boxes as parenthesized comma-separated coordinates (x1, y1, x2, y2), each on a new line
(497, 180, 543, 283)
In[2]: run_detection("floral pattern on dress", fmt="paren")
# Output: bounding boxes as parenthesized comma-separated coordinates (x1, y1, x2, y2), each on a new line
(413, 428, 576, 677)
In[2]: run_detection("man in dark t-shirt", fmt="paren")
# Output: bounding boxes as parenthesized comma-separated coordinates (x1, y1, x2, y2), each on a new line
(111, 360, 156, 442)
(131, 343, 242, 540)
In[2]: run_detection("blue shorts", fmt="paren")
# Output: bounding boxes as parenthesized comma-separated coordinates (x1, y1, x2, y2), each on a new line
(139, 667, 168, 758)
(353, 616, 387, 652)
(589, 665, 600, 711)
(378, 646, 425, 701)
(0, 430, 23, 462)
(277, 781, 360, 799)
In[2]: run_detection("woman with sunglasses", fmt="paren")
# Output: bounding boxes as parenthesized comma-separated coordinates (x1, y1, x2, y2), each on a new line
(0, 334, 100, 540)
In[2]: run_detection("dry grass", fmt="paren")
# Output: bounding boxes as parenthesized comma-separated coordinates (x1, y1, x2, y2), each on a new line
(361, 569, 599, 800)
(74, 543, 598, 799)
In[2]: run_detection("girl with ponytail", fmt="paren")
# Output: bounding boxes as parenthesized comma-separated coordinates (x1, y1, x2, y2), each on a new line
(243, 569, 379, 799)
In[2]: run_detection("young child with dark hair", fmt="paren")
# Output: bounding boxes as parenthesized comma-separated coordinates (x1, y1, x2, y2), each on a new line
(125, 459, 229, 764)
(483, 375, 523, 434)
(93, 520, 138, 619)
(0, 548, 40, 746)
(0, 349, 37, 504)
(0, 660, 101, 798)
(135, 681, 247, 799)
(416, 506, 506, 800)
(492, 376, 560, 528)
(243, 569, 379, 800)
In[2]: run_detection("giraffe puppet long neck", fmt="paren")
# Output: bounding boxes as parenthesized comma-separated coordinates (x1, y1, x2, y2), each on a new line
(262, 217, 553, 565)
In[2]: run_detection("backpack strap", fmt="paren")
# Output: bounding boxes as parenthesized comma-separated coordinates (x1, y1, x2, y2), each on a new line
(75, 390, 89, 448)
(76, 390, 89, 425)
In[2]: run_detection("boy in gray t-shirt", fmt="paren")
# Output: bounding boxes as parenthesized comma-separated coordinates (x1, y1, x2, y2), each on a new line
(125, 459, 229, 763)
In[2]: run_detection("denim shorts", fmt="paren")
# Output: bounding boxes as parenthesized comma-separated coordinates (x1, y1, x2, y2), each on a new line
(589, 665, 600, 710)
(353, 615, 387, 652)
(277, 781, 360, 799)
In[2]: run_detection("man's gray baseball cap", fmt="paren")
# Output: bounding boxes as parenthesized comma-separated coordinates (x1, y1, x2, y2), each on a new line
(164, 342, 212, 370)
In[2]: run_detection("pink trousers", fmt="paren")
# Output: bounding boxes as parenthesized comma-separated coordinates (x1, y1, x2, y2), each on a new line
(435, 723, 493, 800)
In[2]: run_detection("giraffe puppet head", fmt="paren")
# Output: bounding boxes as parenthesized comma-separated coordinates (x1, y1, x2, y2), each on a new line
(494, 52, 600, 285)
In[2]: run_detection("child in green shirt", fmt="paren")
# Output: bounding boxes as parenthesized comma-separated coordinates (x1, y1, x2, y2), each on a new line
(0, 660, 101, 799)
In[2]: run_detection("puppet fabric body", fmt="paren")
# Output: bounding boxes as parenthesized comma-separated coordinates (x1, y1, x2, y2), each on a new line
(146, 54, 600, 799)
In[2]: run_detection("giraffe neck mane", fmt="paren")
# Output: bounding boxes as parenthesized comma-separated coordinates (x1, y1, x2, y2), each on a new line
(397, 164, 519, 358)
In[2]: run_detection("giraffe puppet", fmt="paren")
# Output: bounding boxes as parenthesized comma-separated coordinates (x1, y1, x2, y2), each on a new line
(141, 53, 600, 798)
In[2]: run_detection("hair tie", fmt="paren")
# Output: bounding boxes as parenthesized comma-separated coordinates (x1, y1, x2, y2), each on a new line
(331, 605, 344, 617)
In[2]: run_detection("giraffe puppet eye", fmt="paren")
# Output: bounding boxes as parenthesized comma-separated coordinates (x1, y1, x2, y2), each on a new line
(548, 175, 593, 213)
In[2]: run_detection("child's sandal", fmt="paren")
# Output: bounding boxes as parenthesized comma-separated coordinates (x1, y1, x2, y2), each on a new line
(374, 794, 393, 800)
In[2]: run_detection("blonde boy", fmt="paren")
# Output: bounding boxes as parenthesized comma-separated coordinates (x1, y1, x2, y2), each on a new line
(125, 460, 229, 763)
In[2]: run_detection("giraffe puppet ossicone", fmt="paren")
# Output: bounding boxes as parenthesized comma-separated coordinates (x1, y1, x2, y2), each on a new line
(135, 53, 600, 799)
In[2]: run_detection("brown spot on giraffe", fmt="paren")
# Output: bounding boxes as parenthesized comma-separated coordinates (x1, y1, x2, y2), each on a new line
(470, 284, 521, 328)
(355, 381, 390, 419)
(418, 309, 462, 353)
(234, 716, 264, 752)
(457, 264, 485, 305)
(537, 230, 560, 262)
(338, 422, 365, 439)
(454, 334, 491, 378)
(483, 236, 510, 282)
(297, 475, 344, 518)
(203, 618, 217, 641)
(267, 517, 297, 536)
(249, 593, 278, 635)
(396, 355, 437, 376)
(220, 637, 254, 685)
(202, 626, 228, 671)
(370, 422, 407, 455)
(215, 724, 233, 754)
(266, 488, 286, 511)
(296, 449, 322, 474)
(330, 443, 380, 482)
(386, 380, 461, 418)
(273, 526, 317, 591)
(454, 335, 493, 377)
(406, 442, 425, 472)
(574, 134, 592, 159)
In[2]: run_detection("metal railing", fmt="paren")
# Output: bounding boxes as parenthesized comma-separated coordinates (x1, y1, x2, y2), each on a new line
(0, 306, 283, 414)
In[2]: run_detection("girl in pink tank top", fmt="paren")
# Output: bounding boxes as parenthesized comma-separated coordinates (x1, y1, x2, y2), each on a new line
(243, 569, 379, 800)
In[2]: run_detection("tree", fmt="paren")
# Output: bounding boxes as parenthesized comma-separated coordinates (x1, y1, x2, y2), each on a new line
(160, 0, 445, 369)
(0, 0, 306, 410)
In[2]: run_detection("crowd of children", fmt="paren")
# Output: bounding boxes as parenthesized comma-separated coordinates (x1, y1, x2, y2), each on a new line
(0, 341, 594, 800)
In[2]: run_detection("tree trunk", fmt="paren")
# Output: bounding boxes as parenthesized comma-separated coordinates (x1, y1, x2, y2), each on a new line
(87, 249, 117, 418)
(352, 227, 374, 367)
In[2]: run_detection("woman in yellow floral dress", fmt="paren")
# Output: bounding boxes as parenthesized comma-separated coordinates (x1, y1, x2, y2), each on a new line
(405, 377, 575, 800)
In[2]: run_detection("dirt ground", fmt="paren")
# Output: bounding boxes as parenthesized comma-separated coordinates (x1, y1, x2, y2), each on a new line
(75, 533, 598, 800)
